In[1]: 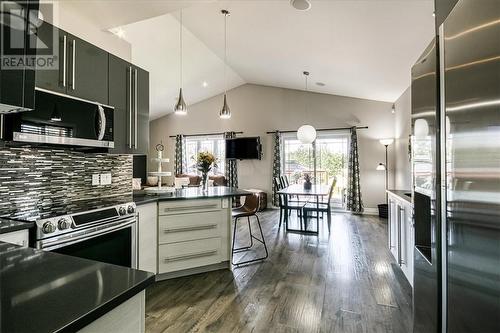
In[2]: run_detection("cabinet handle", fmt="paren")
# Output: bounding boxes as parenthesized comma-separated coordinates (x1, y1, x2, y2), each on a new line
(128, 67, 133, 149)
(62, 35, 67, 87)
(71, 39, 76, 90)
(163, 204, 219, 213)
(0, 115, 3, 140)
(134, 68, 138, 149)
(398, 206, 403, 265)
(163, 224, 218, 233)
(163, 250, 217, 262)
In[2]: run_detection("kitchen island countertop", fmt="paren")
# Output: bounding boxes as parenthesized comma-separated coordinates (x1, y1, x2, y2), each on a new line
(0, 242, 155, 333)
(133, 186, 252, 206)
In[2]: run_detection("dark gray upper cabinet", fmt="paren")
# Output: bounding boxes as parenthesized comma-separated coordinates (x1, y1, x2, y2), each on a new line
(35, 21, 67, 94)
(108, 54, 131, 154)
(134, 66, 149, 155)
(66, 34, 108, 105)
(108, 55, 149, 155)
(0, 0, 39, 114)
(35, 21, 109, 105)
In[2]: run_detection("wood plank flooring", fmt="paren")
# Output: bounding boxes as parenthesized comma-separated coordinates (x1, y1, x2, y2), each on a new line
(145, 210, 413, 333)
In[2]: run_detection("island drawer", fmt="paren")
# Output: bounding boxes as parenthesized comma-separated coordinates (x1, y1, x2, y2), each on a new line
(158, 199, 222, 216)
(158, 237, 222, 273)
(158, 211, 223, 244)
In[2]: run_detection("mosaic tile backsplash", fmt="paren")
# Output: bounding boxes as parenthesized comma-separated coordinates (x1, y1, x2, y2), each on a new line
(0, 145, 132, 220)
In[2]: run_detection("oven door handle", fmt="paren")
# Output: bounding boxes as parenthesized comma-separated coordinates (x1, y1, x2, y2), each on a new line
(41, 218, 136, 251)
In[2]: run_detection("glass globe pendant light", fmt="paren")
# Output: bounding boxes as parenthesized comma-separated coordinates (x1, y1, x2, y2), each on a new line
(219, 9, 231, 119)
(174, 9, 188, 115)
(297, 71, 317, 144)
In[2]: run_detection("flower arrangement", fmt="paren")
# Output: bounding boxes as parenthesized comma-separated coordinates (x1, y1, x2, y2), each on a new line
(195, 152, 218, 191)
(303, 173, 312, 190)
(196, 151, 217, 174)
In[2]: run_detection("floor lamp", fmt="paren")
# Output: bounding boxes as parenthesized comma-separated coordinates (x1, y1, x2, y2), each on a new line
(378, 138, 394, 204)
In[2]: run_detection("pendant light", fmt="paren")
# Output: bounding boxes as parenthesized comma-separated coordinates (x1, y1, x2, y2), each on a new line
(297, 71, 317, 144)
(219, 9, 231, 119)
(174, 9, 188, 115)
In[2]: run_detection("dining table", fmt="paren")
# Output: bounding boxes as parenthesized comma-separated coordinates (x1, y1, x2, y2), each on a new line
(277, 184, 330, 234)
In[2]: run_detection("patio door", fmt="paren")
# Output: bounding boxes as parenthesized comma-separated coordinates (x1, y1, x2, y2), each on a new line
(282, 131, 349, 209)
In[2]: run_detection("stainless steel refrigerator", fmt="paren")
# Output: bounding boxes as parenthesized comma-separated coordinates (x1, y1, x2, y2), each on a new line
(412, 0, 500, 332)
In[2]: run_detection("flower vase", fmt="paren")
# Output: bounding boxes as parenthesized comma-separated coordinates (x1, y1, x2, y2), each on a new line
(201, 172, 209, 192)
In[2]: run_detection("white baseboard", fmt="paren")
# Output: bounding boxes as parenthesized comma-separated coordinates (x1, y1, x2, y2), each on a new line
(362, 208, 379, 215)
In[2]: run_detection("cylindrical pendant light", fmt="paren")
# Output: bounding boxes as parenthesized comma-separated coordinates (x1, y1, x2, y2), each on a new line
(174, 9, 188, 115)
(219, 9, 231, 119)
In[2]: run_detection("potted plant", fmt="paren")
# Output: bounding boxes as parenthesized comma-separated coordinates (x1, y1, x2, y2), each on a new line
(196, 151, 217, 191)
(303, 173, 312, 190)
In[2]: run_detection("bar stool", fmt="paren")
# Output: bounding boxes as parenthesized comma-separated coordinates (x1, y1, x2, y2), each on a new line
(231, 193, 268, 266)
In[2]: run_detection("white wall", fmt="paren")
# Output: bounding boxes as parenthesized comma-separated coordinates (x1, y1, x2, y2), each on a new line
(393, 87, 412, 190)
(40, 1, 131, 61)
(150, 84, 395, 210)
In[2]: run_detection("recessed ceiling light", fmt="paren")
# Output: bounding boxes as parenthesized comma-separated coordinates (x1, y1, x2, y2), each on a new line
(202, 81, 208, 88)
(109, 27, 126, 39)
(290, 0, 311, 11)
(315, 82, 325, 87)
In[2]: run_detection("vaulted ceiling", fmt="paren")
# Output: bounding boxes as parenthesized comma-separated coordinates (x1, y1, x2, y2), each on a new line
(63, 1, 435, 120)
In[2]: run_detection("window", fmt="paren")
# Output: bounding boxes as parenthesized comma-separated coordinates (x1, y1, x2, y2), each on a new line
(184, 135, 225, 175)
(282, 131, 350, 209)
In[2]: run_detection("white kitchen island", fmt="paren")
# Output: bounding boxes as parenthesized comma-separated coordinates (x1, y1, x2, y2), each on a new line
(134, 187, 251, 280)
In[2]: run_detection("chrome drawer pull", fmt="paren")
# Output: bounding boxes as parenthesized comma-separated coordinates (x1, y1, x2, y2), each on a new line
(163, 224, 218, 233)
(163, 250, 217, 262)
(163, 204, 219, 212)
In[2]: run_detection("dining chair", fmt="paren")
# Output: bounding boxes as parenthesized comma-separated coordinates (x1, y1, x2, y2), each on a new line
(303, 179, 336, 233)
(274, 177, 305, 229)
(231, 192, 268, 266)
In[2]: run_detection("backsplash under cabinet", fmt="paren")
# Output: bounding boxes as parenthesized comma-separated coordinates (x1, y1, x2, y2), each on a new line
(0, 144, 132, 220)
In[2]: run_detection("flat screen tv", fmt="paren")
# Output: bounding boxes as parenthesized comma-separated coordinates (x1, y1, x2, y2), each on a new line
(225, 137, 262, 160)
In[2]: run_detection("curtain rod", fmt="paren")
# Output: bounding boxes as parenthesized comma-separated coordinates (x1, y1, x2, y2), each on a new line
(169, 131, 244, 138)
(266, 126, 368, 134)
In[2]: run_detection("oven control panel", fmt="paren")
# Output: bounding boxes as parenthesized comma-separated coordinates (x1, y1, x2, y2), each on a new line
(35, 202, 137, 239)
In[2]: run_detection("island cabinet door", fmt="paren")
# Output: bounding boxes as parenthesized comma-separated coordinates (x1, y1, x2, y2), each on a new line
(158, 211, 223, 243)
(158, 238, 222, 273)
(137, 203, 157, 274)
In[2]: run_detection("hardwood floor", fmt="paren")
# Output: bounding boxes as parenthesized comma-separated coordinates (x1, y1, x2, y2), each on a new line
(145, 210, 413, 333)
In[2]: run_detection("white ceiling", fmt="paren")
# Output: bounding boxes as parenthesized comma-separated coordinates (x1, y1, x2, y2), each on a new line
(104, 0, 434, 119)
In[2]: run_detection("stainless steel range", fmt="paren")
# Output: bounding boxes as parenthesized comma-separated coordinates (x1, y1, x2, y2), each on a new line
(32, 201, 138, 268)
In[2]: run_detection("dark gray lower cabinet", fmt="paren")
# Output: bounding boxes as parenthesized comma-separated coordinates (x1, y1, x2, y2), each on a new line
(108, 55, 149, 155)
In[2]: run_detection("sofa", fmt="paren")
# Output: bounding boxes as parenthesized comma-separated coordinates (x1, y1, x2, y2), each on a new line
(176, 174, 227, 187)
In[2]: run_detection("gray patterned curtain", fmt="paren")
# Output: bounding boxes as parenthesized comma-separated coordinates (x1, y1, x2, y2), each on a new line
(224, 132, 238, 188)
(174, 134, 185, 176)
(346, 127, 364, 214)
(272, 131, 282, 206)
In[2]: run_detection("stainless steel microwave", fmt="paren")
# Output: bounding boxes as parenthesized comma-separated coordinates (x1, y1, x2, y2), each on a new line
(1, 88, 114, 148)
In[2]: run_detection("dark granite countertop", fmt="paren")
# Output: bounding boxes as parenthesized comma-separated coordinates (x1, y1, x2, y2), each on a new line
(0, 218, 34, 234)
(387, 189, 412, 204)
(0, 242, 155, 333)
(134, 186, 252, 206)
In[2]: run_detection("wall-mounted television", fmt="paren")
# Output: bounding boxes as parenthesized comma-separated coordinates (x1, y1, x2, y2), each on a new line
(225, 137, 262, 160)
